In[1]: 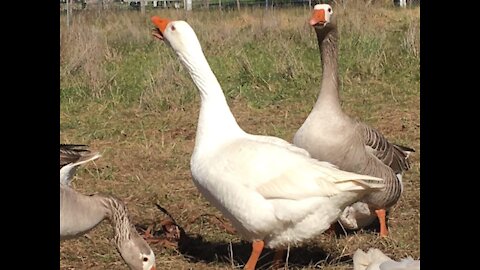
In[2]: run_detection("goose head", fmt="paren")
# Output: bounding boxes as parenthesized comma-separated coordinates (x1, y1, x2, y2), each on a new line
(117, 232, 156, 270)
(310, 4, 336, 32)
(151, 16, 202, 57)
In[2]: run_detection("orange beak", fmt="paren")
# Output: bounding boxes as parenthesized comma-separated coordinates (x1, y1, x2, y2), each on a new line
(309, 9, 326, 26)
(151, 16, 171, 40)
(150, 266, 156, 270)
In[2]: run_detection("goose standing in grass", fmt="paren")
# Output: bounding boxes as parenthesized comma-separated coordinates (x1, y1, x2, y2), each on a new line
(60, 144, 156, 270)
(292, 4, 415, 237)
(353, 248, 420, 270)
(150, 16, 385, 270)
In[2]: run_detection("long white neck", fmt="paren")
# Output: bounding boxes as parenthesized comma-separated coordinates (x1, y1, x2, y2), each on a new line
(174, 41, 244, 155)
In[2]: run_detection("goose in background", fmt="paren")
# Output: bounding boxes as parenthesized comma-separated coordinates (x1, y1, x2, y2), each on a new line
(353, 248, 420, 270)
(151, 16, 385, 269)
(293, 4, 415, 237)
(60, 144, 156, 270)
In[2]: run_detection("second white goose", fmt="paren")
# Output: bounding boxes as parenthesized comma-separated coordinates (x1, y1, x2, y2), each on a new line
(151, 16, 385, 269)
(353, 248, 420, 270)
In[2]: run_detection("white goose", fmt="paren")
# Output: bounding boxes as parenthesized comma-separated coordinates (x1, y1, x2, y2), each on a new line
(60, 144, 156, 270)
(353, 248, 420, 270)
(151, 17, 385, 269)
(293, 4, 415, 237)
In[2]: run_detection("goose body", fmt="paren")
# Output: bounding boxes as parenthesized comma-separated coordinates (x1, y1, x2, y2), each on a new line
(293, 4, 414, 236)
(353, 248, 420, 270)
(151, 17, 385, 269)
(59, 145, 156, 270)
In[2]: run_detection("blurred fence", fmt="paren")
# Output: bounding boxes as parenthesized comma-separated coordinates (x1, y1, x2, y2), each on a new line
(60, 0, 420, 11)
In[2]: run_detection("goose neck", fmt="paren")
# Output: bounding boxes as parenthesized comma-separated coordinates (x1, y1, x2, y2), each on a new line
(176, 45, 244, 150)
(314, 27, 342, 112)
(102, 197, 133, 247)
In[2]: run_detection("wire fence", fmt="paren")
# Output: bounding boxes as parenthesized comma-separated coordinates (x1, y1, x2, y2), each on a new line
(60, 0, 420, 11)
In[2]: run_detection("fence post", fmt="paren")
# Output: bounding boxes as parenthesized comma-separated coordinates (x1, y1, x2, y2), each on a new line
(186, 0, 192, 10)
(66, 0, 70, 28)
(66, 0, 73, 29)
(141, 0, 146, 14)
(236, 0, 240, 10)
(394, 0, 407, 7)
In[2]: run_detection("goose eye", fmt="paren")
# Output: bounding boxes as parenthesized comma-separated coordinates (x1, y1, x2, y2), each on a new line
(171, 25, 176, 31)
(143, 257, 148, 262)
(328, 8, 332, 13)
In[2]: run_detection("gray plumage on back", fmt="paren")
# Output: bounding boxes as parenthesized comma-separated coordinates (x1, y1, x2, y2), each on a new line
(60, 144, 101, 186)
(60, 144, 90, 168)
(359, 122, 414, 174)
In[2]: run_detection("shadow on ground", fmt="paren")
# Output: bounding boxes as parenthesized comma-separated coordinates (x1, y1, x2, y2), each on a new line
(176, 233, 352, 269)
(136, 204, 388, 269)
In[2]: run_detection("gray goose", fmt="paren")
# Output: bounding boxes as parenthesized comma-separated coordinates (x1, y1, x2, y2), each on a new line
(60, 144, 156, 270)
(292, 4, 414, 237)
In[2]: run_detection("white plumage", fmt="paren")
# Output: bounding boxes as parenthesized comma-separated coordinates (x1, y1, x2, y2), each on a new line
(353, 248, 420, 270)
(151, 16, 385, 269)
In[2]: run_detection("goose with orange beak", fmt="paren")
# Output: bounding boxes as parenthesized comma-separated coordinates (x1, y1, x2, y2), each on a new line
(309, 3, 333, 27)
(150, 15, 384, 270)
(293, 4, 414, 238)
(151, 16, 168, 40)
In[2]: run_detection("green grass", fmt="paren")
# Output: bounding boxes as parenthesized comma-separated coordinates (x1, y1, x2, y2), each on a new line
(60, 2, 419, 269)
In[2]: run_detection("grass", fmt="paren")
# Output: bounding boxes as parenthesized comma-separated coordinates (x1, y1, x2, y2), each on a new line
(60, 2, 420, 269)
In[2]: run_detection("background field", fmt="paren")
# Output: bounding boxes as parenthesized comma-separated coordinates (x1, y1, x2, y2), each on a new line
(60, 1, 420, 269)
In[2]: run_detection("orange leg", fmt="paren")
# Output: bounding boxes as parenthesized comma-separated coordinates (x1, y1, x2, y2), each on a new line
(271, 249, 285, 269)
(375, 209, 388, 237)
(244, 240, 265, 270)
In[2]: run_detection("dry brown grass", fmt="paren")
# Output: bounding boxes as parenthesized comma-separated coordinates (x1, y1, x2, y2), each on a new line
(60, 3, 419, 269)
